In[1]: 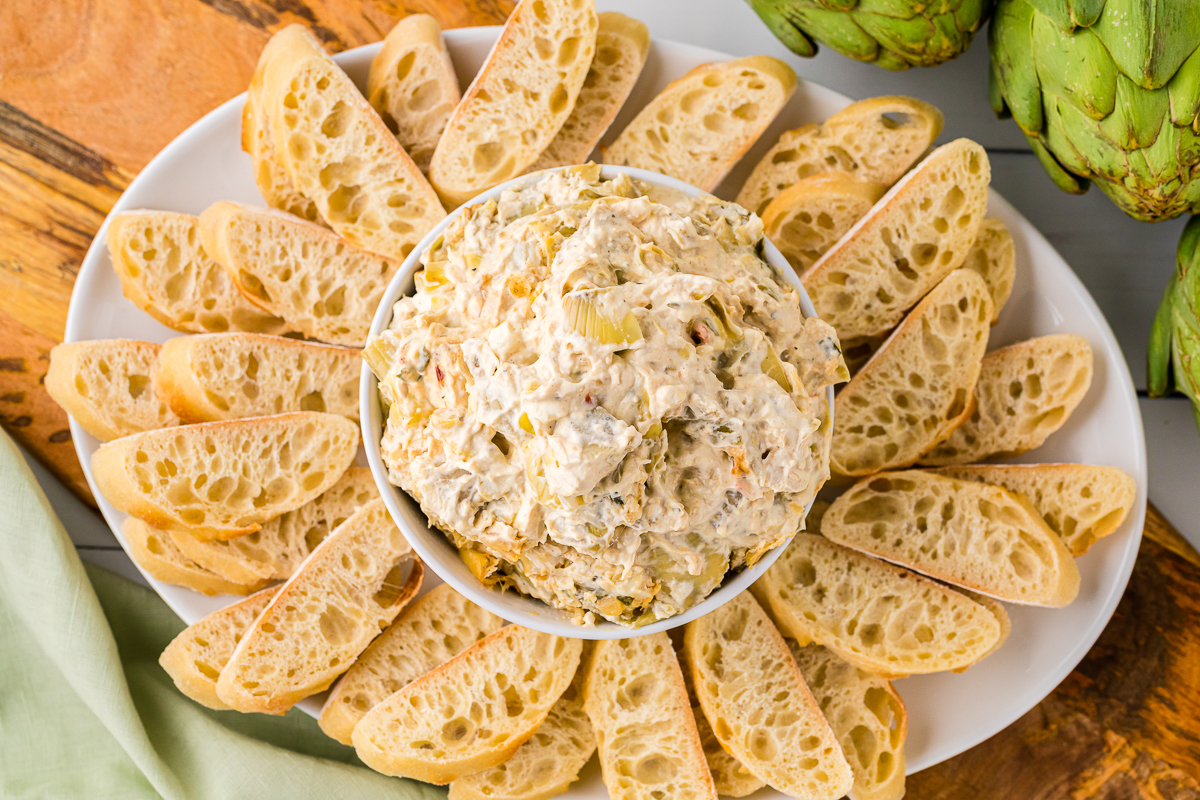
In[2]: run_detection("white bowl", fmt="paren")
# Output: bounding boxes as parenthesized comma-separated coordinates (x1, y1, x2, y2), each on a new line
(360, 164, 835, 639)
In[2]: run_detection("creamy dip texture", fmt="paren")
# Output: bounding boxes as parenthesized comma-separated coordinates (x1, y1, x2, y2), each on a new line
(367, 165, 847, 627)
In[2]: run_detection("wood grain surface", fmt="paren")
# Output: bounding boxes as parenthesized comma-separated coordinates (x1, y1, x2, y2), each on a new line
(0, 1, 1197, 796)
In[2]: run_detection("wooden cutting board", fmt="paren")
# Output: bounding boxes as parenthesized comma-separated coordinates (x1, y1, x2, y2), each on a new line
(1, 1, 1196, 795)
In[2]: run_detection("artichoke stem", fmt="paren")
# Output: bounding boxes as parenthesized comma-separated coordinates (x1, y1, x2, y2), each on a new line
(1147, 277, 1176, 397)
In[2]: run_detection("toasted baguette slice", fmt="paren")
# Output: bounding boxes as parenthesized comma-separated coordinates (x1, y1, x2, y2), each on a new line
(803, 139, 991, 342)
(604, 56, 796, 193)
(155, 333, 361, 423)
(962, 591, 1011, 666)
(448, 647, 596, 800)
(121, 517, 265, 596)
(46, 340, 179, 441)
(737, 96, 944, 215)
(931, 463, 1136, 556)
(832, 269, 992, 476)
(529, 12, 650, 171)
(353, 627, 583, 784)
(964, 218, 1016, 323)
(824, 470, 1081, 607)
(583, 633, 718, 800)
(199, 201, 400, 347)
(320, 583, 505, 744)
(751, 533, 1002, 677)
(685, 593, 852, 799)
(763, 172, 886, 273)
(159, 587, 280, 709)
(367, 14, 461, 173)
(216, 500, 423, 714)
(920, 334, 1094, 466)
(92, 412, 358, 540)
(787, 642, 907, 800)
(259, 25, 445, 259)
(429, 0, 599, 207)
(692, 706, 763, 798)
(107, 211, 294, 336)
(169, 467, 378, 585)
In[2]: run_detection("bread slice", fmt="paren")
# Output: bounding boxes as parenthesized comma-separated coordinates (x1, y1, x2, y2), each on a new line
(684, 592, 853, 799)
(159, 586, 280, 710)
(107, 211, 294, 336)
(91, 411, 359, 540)
(259, 24, 445, 260)
(367, 14, 461, 173)
(751, 533, 1002, 677)
(169, 467, 378, 585)
(320, 583, 504, 744)
(931, 463, 1136, 556)
(429, 0, 599, 207)
(737, 96, 944, 215)
(920, 334, 1094, 466)
(787, 642, 907, 800)
(121, 517, 266, 596)
(448, 645, 596, 800)
(155, 333, 361, 423)
(583, 632, 718, 800)
(832, 269, 992, 476)
(529, 11, 650, 171)
(46, 340, 179, 441)
(199, 201, 400, 347)
(962, 591, 1011, 666)
(243, 35, 323, 224)
(353, 627, 583, 784)
(603, 55, 796, 193)
(823, 470, 1081, 607)
(216, 500, 423, 714)
(802, 139, 991, 342)
(692, 706, 763, 798)
(762, 172, 886, 273)
(963, 218, 1015, 323)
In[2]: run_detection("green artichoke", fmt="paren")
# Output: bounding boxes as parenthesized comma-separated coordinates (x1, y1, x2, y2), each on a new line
(1149, 216, 1200, 433)
(746, 0, 992, 71)
(989, 0, 1200, 222)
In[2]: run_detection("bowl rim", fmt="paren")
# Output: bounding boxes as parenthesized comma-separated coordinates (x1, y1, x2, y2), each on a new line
(359, 163, 834, 639)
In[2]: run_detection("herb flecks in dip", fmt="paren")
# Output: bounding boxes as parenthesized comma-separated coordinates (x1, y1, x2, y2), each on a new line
(367, 165, 847, 627)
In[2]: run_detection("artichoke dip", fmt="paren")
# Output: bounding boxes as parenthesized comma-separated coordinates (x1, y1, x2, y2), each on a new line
(367, 165, 847, 627)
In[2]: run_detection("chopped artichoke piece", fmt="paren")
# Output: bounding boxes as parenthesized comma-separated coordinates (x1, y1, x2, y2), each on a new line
(563, 292, 643, 345)
(363, 337, 397, 380)
(460, 547, 502, 585)
(705, 297, 743, 342)
(519, 412, 534, 434)
(565, 163, 603, 182)
(761, 346, 793, 392)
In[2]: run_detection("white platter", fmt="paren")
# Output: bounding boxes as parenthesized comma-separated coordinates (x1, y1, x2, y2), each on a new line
(64, 26, 1147, 788)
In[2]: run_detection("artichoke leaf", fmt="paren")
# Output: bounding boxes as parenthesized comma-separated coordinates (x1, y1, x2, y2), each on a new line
(746, 0, 820, 57)
(1032, 15, 1119, 121)
(1091, 0, 1200, 91)
(990, 0, 1044, 135)
(1031, 128, 1089, 194)
(1168, 45, 1200, 127)
(563, 292, 643, 345)
(1097, 74, 1169, 150)
(1148, 275, 1177, 397)
(789, 4, 882, 61)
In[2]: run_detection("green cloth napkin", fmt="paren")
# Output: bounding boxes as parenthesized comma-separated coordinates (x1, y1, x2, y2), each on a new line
(0, 430, 444, 800)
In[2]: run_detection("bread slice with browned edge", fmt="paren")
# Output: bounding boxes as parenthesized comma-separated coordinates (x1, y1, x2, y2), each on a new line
(529, 11, 650, 172)
(159, 587, 280, 710)
(107, 211, 294, 336)
(584, 632, 718, 800)
(604, 55, 796, 193)
(429, 0, 598, 207)
(763, 172, 886, 273)
(832, 269, 992, 476)
(931, 463, 1136, 557)
(962, 591, 1011, 666)
(367, 14, 461, 173)
(448, 643, 596, 800)
(737, 96, 944, 215)
(824, 471, 1080, 607)
(751, 533, 1002, 678)
(122, 517, 267, 596)
(199, 201, 400, 347)
(259, 25, 445, 259)
(803, 139, 991, 342)
(685, 593, 853, 799)
(320, 582, 505, 744)
(169, 467, 378, 585)
(920, 334, 1094, 466)
(353, 627, 582, 784)
(964, 218, 1015, 323)
(692, 706, 763, 798)
(217, 500, 423, 714)
(787, 642, 907, 800)
(155, 333, 361, 423)
(92, 412, 359, 540)
(46, 340, 179, 441)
